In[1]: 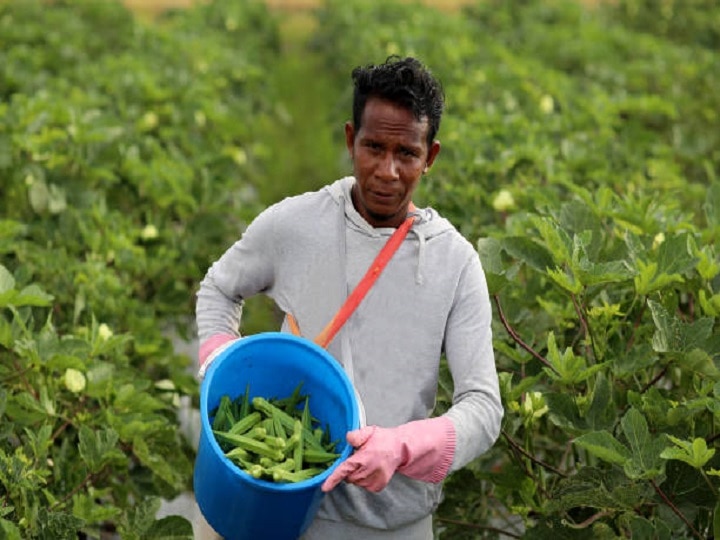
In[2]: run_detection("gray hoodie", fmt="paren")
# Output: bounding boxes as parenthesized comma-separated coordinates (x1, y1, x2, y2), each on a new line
(196, 176, 503, 531)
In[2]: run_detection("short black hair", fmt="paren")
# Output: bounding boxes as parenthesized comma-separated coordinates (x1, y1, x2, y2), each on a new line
(351, 56, 444, 148)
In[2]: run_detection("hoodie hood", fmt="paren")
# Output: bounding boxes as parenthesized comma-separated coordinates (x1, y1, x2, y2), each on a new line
(325, 176, 454, 239)
(324, 176, 454, 285)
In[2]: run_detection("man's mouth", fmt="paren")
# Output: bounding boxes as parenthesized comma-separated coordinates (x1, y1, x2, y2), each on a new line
(370, 190, 396, 202)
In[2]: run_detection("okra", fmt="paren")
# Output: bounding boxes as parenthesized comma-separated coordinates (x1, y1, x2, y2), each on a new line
(301, 397, 311, 432)
(271, 467, 325, 483)
(247, 464, 264, 479)
(259, 456, 279, 468)
(253, 397, 324, 451)
(303, 448, 340, 464)
(226, 447, 255, 470)
(239, 383, 251, 419)
(264, 435, 287, 451)
(225, 447, 250, 461)
(262, 417, 276, 438)
(212, 395, 235, 432)
(265, 457, 295, 472)
(278, 382, 305, 414)
(213, 430, 284, 461)
(272, 407, 286, 440)
(211, 383, 340, 484)
(292, 419, 303, 473)
(247, 426, 267, 440)
(228, 411, 262, 435)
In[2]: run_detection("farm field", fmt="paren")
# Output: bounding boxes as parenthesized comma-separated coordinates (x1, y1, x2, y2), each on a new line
(1, 0, 719, 539)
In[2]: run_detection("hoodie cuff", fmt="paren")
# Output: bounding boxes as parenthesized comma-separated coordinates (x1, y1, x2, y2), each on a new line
(427, 416, 457, 483)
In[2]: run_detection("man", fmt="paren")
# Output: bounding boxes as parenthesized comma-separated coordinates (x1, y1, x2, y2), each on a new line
(196, 55, 503, 539)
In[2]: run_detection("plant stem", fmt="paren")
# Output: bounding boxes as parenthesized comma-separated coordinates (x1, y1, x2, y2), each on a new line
(493, 295, 559, 375)
(570, 291, 596, 363)
(502, 429, 567, 478)
(562, 510, 611, 529)
(650, 479, 704, 540)
(639, 366, 668, 394)
(51, 471, 95, 510)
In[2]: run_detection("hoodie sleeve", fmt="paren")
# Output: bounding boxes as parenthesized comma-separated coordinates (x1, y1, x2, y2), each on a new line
(195, 205, 278, 343)
(443, 252, 503, 470)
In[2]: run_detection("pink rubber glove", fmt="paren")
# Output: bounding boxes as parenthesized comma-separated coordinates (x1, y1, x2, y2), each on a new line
(197, 333, 239, 379)
(321, 416, 456, 493)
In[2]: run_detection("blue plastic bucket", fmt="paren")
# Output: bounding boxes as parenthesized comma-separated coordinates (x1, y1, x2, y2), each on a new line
(194, 332, 360, 540)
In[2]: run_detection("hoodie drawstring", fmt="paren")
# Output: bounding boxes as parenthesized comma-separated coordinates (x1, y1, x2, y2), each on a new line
(411, 227, 426, 285)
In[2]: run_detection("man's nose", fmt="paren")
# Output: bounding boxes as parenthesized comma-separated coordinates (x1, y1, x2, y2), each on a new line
(377, 152, 399, 179)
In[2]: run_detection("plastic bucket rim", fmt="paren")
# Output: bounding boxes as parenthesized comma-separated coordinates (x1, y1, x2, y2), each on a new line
(200, 332, 358, 492)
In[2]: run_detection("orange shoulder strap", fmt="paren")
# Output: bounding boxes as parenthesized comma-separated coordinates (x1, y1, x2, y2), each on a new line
(288, 204, 416, 349)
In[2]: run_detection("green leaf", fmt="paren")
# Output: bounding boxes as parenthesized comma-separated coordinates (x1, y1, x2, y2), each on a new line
(0, 518, 22, 540)
(476, 237, 510, 293)
(133, 437, 182, 488)
(500, 236, 554, 272)
(694, 242, 720, 282)
(634, 234, 698, 295)
(24, 424, 52, 460)
(145, 516, 193, 539)
(660, 435, 715, 469)
(577, 259, 634, 287)
(543, 332, 604, 384)
(634, 260, 683, 295)
(573, 431, 631, 466)
(72, 493, 122, 524)
(503, 372, 544, 402)
(657, 233, 697, 277)
(119, 497, 162, 539)
(704, 181, 720, 230)
(648, 300, 714, 353)
(547, 467, 642, 513)
(78, 426, 122, 473)
(477, 237, 505, 275)
(14, 284, 54, 307)
(0, 134, 12, 169)
(586, 373, 615, 430)
(621, 408, 665, 480)
(628, 515, 673, 540)
(115, 383, 168, 413)
(36, 508, 84, 540)
(546, 266, 582, 294)
(0, 265, 15, 294)
(531, 216, 573, 266)
(11, 391, 49, 417)
(28, 178, 50, 214)
(682, 349, 720, 379)
(545, 392, 585, 433)
(0, 313, 13, 348)
(558, 200, 602, 251)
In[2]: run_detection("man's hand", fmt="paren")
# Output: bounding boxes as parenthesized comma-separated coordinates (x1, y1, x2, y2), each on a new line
(321, 416, 455, 493)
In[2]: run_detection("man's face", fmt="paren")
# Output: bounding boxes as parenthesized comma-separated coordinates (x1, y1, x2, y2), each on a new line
(345, 97, 440, 228)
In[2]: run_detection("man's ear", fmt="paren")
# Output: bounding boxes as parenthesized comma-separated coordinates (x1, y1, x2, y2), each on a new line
(424, 140, 441, 172)
(344, 121, 355, 158)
